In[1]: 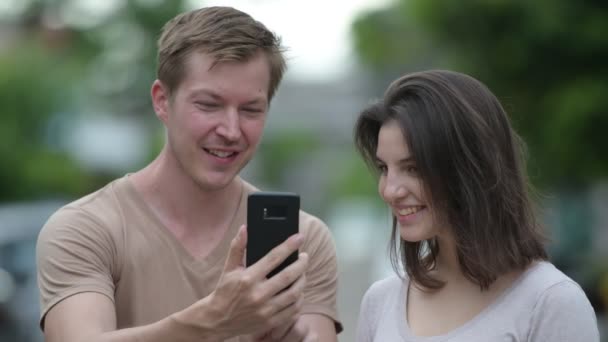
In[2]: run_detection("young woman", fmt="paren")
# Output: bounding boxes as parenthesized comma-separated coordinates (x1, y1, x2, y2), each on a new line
(354, 70, 599, 341)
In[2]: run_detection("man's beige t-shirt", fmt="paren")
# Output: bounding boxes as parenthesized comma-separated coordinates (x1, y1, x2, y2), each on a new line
(37, 175, 341, 340)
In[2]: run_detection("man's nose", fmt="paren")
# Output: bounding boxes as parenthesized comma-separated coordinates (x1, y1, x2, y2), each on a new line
(217, 109, 241, 142)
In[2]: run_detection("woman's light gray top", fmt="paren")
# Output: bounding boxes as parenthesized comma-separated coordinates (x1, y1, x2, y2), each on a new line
(356, 262, 600, 341)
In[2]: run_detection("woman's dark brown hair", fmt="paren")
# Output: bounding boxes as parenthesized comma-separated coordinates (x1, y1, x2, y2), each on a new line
(354, 70, 547, 290)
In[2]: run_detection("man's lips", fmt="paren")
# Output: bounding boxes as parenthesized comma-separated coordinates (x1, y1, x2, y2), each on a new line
(203, 148, 239, 158)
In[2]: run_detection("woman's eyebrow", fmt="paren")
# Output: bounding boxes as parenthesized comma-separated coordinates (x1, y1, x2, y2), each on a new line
(374, 156, 413, 163)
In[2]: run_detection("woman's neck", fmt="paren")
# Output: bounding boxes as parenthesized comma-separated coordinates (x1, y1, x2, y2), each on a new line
(431, 234, 471, 286)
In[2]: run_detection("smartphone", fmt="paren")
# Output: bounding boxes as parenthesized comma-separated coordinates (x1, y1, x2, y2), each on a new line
(246, 191, 300, 279)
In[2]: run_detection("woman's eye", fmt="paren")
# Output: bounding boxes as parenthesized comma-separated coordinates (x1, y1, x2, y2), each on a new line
(407, 165, 418, 174)
(377, 164, 387, 174)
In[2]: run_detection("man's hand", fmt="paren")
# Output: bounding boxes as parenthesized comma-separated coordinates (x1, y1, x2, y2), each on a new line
(172, 225, 309, 340)
(254, 315, 319, 342)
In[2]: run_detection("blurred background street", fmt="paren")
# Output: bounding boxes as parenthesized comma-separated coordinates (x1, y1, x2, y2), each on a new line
(0, 0, 606, 341)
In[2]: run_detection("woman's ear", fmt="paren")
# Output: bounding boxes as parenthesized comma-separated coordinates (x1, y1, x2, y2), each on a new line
(151, 79, 170, 124)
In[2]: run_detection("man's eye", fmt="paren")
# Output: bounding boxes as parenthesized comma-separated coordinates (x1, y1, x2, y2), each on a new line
(243, 108, 262, 113)
(195, 102, 219, 109)
(241, 108, 266, 119)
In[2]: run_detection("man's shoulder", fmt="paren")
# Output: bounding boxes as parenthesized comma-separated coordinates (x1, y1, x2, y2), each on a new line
(41, 177, 128, 237)
(298, 209, 329, 231)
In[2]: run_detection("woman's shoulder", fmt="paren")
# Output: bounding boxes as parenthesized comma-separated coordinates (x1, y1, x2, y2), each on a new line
(524, 262, 600, 341)
(357, 275, 406, 341)
(358, 274, 405, 328)
(512, 261, 594, 315)
(529, 261, 591, 303)
(363, 274, 406, 303)
(519, 261, 581, 293)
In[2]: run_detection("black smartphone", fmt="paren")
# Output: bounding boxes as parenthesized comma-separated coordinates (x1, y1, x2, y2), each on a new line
(246, 191, 300, 279)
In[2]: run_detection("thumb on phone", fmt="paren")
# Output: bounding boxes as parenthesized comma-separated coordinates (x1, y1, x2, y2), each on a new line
(224, 225, 247, 271)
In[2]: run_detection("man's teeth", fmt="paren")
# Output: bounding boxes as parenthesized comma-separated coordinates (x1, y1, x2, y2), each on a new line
(398, 206, 423, 216)
(207, 149, 234, 158)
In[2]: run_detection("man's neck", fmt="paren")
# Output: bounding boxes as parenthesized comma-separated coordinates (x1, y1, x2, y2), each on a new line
(130, 148, 243, 235)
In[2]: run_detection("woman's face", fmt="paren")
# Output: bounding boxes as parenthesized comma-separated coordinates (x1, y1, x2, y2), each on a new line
(375, 120, 440, 242)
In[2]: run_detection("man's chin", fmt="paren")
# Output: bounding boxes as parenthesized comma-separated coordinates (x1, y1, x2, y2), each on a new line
(193, 172, 238, 192)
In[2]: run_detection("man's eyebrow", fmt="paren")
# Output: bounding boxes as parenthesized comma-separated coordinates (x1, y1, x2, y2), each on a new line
(190, 89, 221, 99)
(189, 89, 267, 106)
(242, 98, 267, 106)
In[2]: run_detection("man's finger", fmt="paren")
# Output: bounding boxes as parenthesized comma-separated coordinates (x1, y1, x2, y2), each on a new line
(280, 315, 311, 342)
(267, 271, 306, 314)
(303, 331, 319, 342)
(247, 233, 303, 279)
(251, 330, 268, 341)
(224, 225, 247, 271)
(260, 252, 308, 298)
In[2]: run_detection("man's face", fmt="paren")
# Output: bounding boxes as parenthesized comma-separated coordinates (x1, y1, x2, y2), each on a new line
(153, 51, 270, 191)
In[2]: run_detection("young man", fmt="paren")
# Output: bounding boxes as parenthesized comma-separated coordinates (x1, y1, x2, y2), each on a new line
(37, 7, 341, 342)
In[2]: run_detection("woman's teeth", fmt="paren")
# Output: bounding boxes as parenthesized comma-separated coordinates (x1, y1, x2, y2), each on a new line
(398, 206, 424, 216)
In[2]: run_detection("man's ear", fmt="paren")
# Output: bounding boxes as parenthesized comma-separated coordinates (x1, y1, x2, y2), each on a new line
(151, 79, 170, 124)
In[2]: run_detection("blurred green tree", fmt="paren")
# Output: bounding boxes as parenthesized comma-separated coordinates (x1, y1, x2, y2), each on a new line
(0, 40, 91, 201)
(352, 0, 608, 188)
(0, 0, 186, 201)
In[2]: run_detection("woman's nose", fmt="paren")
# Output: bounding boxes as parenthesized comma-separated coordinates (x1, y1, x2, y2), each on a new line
(382, 178, 407, 203)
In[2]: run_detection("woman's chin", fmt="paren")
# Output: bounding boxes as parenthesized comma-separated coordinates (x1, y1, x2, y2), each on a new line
(399, 227, 436, 243)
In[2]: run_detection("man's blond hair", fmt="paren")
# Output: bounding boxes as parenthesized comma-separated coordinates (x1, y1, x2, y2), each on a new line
(157, 6, 286, 100)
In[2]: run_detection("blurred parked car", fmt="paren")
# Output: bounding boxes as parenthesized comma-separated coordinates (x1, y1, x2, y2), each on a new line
(0, 200, 66, 342)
